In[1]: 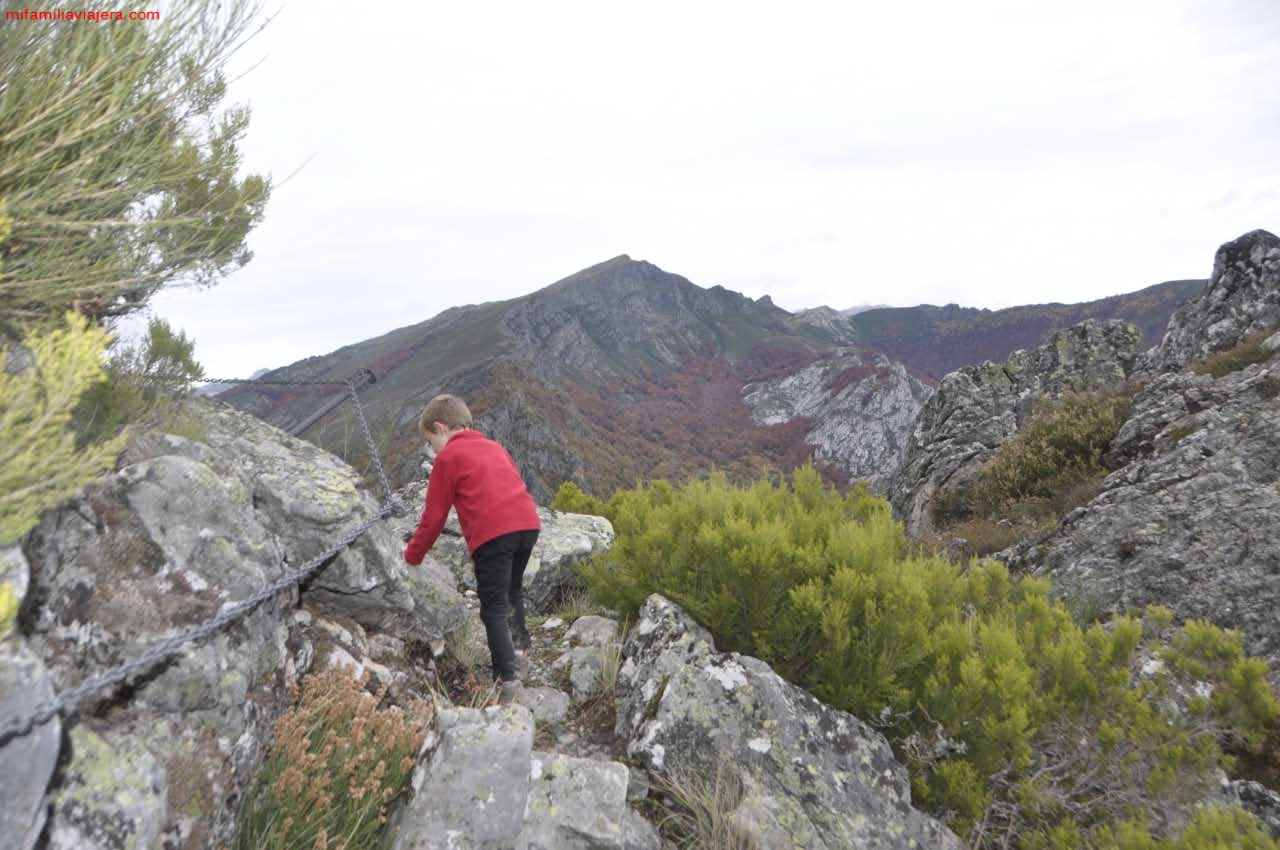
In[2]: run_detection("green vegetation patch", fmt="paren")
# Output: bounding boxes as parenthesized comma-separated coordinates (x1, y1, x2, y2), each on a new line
(1190, 326, 1280, 378)
(576, 466, 1280, 848)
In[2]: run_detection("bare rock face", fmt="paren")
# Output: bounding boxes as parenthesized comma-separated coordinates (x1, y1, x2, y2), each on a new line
(13, 399, 466, 850)
(1136, 229, 1280, 375)
(388, 704, 634, 850)
(994, 231, 1280, 662)
(999, 340, 1280, 659)
(615, 594, 964, 850)
(0, 545, 61, 850)
(742, 347, 934, 493)
(888, 318, 1143, 537)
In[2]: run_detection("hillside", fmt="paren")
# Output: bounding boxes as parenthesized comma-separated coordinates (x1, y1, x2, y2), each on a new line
(222, 259, 1201, 502)
(221, 256, 836, 501)
(847, 278, 1204, 379)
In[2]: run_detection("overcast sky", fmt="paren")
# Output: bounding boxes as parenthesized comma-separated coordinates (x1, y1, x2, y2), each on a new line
(135, 0, 1280, 379)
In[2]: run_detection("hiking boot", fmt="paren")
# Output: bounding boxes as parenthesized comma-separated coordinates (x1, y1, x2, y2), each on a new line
(511, 622, 532, 654)
(498, 679, 524, 705)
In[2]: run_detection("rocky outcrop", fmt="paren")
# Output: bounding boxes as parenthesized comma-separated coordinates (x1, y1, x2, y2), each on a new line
(889, 318, 1143, 537)
(1137, 230, 1280, 375)
(999, 344, 1280, 658)
(615, 594, 964, 849)
(502, 255, 792, 382)
(12, 399, 466, 850)
(0, 545, 60, 850)
(388, 704, 639, 850)
(742, 347, 934, 493)
(992, 231, 1280, 660)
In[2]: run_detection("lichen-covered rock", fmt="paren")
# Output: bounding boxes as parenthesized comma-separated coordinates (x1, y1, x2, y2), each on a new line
(523, 751, 628, 850)
(565, 614, 620, 648)
(742, 346, 933, 493)
(1231, 780, 1280, 838)
(622, 808, 661, 850)
(516, 686, 571, 726)
(18, 399, 466, 850)
(0, 547, 60, 850)
(998, 357, 1280, 659)
(390, 704, 535, 850)
(1137, 229, 1280, 375)
(889, 318, 1143, 537)
(552, 645, 607, 703)
(616, 595, 963, 850)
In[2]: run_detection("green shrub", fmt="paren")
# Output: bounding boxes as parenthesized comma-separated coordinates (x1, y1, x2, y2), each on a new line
(969, 390, 1133, 516)
(1167, 423, 1201, 445)
(235, 668, 430, 850)
(581, 467, 1279, 848)
(551, 480, 611, 517)
(1190, 326, 1280, 378)
(1, 313, 126, 545)
(75, 317, 207, 444)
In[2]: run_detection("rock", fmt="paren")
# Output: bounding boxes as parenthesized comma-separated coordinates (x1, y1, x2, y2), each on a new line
(998, 359, 1280, 659)
(622, 808, 662, 850)
(890, 318, 1143, 537)
(1231, 780, 1280, 837)
(46, 724, 167, 850)
(616, 595, 963, 849)
(1, 548, 61, 850)
(1137, 229, 1280, 375)
(553, 646, 606, 703)
(523, 751, 629, 849)
(625, 765, 650, 804)
(742, 346, 934, 493)
(390, 705, 535, 850)
(542, 617, 565, 630)
(516, 685, 571, 726)
(19, 400, 467, 849)
(566, 615, 620, 648)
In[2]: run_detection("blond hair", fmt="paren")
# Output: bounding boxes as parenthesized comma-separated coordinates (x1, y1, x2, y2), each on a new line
(418, 394, 472, 436)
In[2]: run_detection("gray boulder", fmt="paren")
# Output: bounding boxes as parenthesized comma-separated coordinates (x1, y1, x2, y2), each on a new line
(524, 751, 629, 850)
(391, 705, 535, 850)
(1137, 229, 1280, 375)
(889, 318, 1143, 537)
(389, 705, 636, 850)
(18, 399, 465, 849)
(616, 595, 963, 850)
(0, 546, 61, 850)
(742, 346, 934, 493)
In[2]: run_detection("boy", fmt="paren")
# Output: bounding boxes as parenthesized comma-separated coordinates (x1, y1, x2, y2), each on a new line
(402, 394, 541, 701)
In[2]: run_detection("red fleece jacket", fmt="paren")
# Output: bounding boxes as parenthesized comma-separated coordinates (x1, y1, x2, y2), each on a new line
(403, 430, 541, 563)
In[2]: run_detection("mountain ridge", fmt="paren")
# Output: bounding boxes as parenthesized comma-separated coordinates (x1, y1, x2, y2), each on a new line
(222, 255, 1202, 501)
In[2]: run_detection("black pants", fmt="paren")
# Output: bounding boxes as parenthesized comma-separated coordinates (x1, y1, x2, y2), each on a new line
(472, 529, 539, 682)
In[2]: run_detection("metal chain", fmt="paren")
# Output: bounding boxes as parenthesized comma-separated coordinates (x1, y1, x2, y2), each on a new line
(348, 377, 397, 507)
(197, 376, 349, 387)
(0, 373, 404, 747)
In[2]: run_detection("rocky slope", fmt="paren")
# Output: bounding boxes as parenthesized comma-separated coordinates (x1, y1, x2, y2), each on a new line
(3, 392, 966, 850)
(742, 346, 934, 492)
(994, 230, 1280, 660)
(889, 318, 1144, 537)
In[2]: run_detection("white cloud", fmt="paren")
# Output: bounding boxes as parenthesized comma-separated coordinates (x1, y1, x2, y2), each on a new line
(137, 0, 1280, 377)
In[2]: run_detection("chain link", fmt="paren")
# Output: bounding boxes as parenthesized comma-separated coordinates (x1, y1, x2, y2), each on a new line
(197, 376, 348, 387)
(0, 372, 405, 747)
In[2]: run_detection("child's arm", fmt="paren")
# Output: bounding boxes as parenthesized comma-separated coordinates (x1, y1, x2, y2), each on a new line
(403, 456, 456, 565)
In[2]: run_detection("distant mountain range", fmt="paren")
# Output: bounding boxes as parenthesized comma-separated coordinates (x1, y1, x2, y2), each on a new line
(220, 256, 1203, 501)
